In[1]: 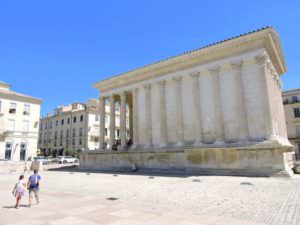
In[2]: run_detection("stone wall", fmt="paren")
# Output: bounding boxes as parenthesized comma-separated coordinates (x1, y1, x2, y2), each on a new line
(80, 143, 294, 177)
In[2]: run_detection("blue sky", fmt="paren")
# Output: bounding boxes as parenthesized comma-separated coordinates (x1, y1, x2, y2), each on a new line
(0, 1, 299, 115)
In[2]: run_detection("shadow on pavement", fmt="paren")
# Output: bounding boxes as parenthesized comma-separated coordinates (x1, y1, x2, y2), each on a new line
(2, 204, 29, 209)
(47, 166, 193, 178)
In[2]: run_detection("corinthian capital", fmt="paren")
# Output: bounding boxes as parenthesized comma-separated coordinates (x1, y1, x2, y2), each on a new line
(254, 53, 267, 65)
(230, 60, 243, 70)
(143, 83, 151, 90)
(190, 71, 200, 78)
(207, 65, 220, 75)
(172, 76, 182, 82)
(157, 79, 166, 86)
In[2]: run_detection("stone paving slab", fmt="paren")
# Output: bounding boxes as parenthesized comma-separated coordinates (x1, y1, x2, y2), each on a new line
(0, 170, 300, 225)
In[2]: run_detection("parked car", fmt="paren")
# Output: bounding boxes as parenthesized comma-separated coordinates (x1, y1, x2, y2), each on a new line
(33, 156, 49, 165)
(293, 162, 300, 174)
(56, 156, 79, 164)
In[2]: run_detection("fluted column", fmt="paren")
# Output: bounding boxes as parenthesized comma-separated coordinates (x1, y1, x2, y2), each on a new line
(109, 95, 115, 150)
(129, 96, 134, 145)
(99, 96, 106, 150)
(209, 66, 224, 144)
(231, 60, 249, 142)
(158, 80, 167, 147)
(190, 71, 202, 146)
(144, 84, 152, 148)
(120, 91, 127, 149)
(173, 76, 184, 146)
(255, 53, 276, 140)
(131, 88, 139, 148)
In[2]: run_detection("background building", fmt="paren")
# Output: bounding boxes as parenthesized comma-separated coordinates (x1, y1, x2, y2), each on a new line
(38, 99, 127, 156)
(283, 88, 300, 159)
(0, 81, 41, 161)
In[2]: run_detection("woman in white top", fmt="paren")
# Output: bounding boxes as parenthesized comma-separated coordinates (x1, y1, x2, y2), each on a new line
(12, 175, 26, 209)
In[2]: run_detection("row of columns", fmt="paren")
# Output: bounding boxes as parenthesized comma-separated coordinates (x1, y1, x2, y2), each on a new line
(99, 53, 276, 150)
(99, 92, 132, 150)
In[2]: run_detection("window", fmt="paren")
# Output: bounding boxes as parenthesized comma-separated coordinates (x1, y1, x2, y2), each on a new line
(54, 131, 58, 147)
(116, 129, 120, 138)
(79, 128, 83, 137)
(79, 138, 82, 145)
(9, 102, 16, 114)
(8, 119, 15, 131)
(39, 133, 42, 144)
(56, 120, 59, 127)
(61, 119, 64, 125)
(292, 96, 299, 103)
(22, 120, 29, 132)
(48, 132, 52, 144)
(66, 129, 69, 147)
(67, 118, 70, 124)
(105, 128, 108, 136)
(49, 121, 53, 129)
(294, 108, 300, 118)
(80, 115, 84, 122)
(95, 114, 99, 121)
(60, 130, 63, 146)
(73, 117, 77, 123)
(23, 104, 30, 115)
(72, 128, 76, 146)
(296, 126, 300, 138)
(5, 142, 12, 160)
(43, 133, 47, 144)
(20, 143, 27, 161)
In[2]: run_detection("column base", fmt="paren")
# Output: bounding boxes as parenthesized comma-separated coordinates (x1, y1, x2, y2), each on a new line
(192, 140, 202, 147)
(174, 141, 184, 148)
(158, 143, 168, 148)
(214, 139, 225, 146)
(130, 144, 139, 150)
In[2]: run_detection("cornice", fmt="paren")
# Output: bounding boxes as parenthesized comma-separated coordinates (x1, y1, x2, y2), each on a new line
(0, 92, 42, 105)
(94, 27, 286, 93)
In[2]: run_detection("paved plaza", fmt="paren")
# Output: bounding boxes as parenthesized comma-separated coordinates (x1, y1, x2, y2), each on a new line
(0, 169, 300, 225)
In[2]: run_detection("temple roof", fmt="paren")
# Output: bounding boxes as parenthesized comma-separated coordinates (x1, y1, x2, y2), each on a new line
(94, 26, 286, 92)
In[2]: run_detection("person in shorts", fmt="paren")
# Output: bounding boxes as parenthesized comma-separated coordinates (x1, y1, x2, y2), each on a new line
(27, 170, 41, 207)
(12, 175, 26, 209)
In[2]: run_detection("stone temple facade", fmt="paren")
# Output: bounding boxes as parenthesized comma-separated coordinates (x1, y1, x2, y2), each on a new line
(80, 27, 294, 176)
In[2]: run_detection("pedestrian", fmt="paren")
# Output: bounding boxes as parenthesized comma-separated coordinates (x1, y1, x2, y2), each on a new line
(27, 169, 41, 207)
(12, 175, 26, 209)
(23, 161, 28, 174)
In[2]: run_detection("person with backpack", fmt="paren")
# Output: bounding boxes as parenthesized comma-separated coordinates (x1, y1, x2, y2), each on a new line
(12, 175, 26, 209)
(27, 170, 41, 207)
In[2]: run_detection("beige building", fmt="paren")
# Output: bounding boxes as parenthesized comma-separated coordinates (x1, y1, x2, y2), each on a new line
(0, 81, 41, 161)
(282, 89, 300, 159)
(38, 99, 127, 155)
(81, 27, 294, 176)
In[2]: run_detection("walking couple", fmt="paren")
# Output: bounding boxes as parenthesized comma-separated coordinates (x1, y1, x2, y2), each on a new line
(12, 169, 41, 209)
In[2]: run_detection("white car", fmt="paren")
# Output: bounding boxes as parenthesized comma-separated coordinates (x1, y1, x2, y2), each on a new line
(57, 156, 79, 164)
(294, 162, 300, 174)
(33, 156, 49, 165)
